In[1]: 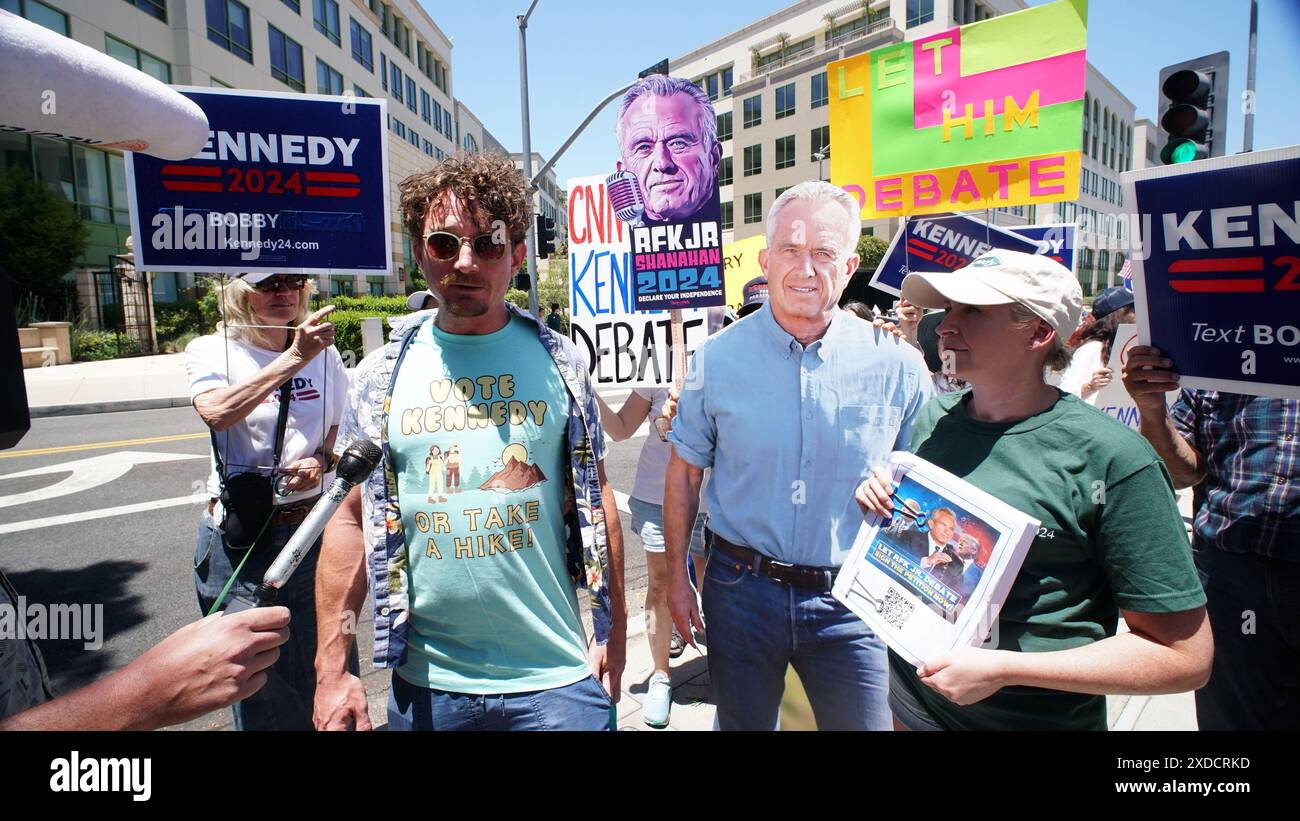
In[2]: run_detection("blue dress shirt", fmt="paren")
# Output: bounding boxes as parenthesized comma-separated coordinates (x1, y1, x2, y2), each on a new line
(669, 304, 933, 567)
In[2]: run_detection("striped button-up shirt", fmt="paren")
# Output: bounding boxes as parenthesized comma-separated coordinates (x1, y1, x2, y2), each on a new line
(1171, 390, 1300, 562)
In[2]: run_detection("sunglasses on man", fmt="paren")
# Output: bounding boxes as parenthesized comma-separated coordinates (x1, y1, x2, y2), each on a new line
(250, 275, 309, 292)
(423, 231, 511, 262)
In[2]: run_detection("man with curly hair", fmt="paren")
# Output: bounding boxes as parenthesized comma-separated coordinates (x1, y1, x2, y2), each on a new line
(314, 152, 627, 731)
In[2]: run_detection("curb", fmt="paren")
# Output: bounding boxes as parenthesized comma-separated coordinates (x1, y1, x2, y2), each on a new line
(29, 396, 193, 418)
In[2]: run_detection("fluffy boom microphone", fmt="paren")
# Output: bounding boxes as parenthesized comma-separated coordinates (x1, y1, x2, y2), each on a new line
(0, 9, 208, 159)
(224, 439, 384, 613)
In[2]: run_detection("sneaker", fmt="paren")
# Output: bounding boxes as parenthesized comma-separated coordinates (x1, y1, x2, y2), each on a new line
(668, 628, 686, 659)
(643, 672, 672, 728)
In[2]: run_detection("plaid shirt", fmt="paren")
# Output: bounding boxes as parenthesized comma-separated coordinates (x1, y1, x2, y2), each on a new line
(1171, 390, 1300, 562)
(336, 305, 612, 669)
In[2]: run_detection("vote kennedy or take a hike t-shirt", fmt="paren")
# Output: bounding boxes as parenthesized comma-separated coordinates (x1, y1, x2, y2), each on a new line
(389, 316, 589, 694)
(890, 390, 1206, 731)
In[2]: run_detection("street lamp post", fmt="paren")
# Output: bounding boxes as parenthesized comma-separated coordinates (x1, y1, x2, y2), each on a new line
(814, 142, 830, 181)
(517, 0, 540, 316)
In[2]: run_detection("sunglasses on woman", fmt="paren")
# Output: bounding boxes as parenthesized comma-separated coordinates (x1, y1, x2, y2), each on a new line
(250, 275, 309, 292)
(423, 231, 509, 262)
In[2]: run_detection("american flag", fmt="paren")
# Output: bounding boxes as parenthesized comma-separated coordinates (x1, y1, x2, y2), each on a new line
(1119, 259, 1132, 290)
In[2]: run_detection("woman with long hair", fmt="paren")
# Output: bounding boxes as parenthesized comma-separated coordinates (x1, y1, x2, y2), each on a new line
(185, 273, 353, 730)
(855, 251, 1211, 731)
(1056, 286, 1137, 403)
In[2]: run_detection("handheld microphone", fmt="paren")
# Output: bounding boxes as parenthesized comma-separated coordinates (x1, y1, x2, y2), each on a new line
(0, 10, 209, 159)
(224, 439, 383, 613)
(606, 163, 646, 227)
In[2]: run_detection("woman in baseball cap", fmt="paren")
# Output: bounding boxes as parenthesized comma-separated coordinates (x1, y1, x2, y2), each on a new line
(856, 249, 1210, 731)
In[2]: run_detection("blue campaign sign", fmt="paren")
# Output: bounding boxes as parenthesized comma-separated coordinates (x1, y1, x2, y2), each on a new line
(869, 212, 1042, 296)
(1007, 222, 1077, 274)
(125, 87, 391, 274)
(1124, 145, 1300, 400)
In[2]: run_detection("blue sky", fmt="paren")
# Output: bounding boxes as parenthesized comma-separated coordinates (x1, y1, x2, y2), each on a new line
(420, 0, 1300, 187)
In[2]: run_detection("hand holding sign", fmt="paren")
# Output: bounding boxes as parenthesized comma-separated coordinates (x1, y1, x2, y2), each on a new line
(1121, 346, 1181, 413)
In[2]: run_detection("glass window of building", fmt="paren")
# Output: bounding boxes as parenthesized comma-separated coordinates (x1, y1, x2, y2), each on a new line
(719, 156, 733, 187)
(314, 0, 340, 46)
(717, 111, 733, 142)
(721, 201, 734, 231)
(106, 35, 172, 83)
(72, 146, 111, 223)
(810, 125, 829, 160)
(907, 0, 935, 27)
(391, 63, 403, 101)
(706, 74, 719, 101)
(811, 72, 828, 109)
(722, 67, 733, 96)
(1082, 93, 1090, 144)
(207, 0, 253, 63)
(1092, 100, 1099, 159)
(775, 83, 795, 119)
(392, 117, 406, 139)
(33, 137, 74, 201)
(421, 90, 432, 124)
(381, 53, 388, 90)
(743, 95, 761, 128)
(108, 153, 129, 226)
(351, 18, 374, 71)
(743, 193, 762, 224)
(7, 0, 70, 34)
(125, 0, 168, 22)
(353, 84, 369, 97)
(406, 77, 417, 113)
(775, 135, 795, 170)
(281, 0, 299, 12)
(444, 111, 452, 139)
(743, 144, 761, 177)
(317, 59, 343, 96)
(0, 132, 30, 175)
(269, 26, 305, 91)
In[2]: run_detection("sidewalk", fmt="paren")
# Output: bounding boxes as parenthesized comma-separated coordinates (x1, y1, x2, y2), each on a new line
(24, 353, 193, 417)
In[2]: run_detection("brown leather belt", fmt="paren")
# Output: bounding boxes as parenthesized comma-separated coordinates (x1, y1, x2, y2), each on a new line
(710, 532, 837, 592)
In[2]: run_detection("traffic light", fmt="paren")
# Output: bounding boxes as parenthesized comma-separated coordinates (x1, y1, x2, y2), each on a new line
(513, 271, 531, 291)
(535, 214, 556, 259)
(1157, 51, 1228, 165)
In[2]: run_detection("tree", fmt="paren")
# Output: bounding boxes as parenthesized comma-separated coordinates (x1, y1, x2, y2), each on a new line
(855, 234, 888, 275)
(406, 263, 426, 293)
(0, 168, 87, 309)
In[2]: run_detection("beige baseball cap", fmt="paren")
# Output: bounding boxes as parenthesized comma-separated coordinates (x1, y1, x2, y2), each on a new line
(901, 249, 1083, 338)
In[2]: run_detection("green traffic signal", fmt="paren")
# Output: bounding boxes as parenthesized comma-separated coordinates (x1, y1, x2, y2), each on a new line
(1169, 142, 1198, 164)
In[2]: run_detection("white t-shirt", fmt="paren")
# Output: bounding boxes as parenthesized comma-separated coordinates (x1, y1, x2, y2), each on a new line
(186, 333, 348, 505)
(1056, 339, 1105, 405)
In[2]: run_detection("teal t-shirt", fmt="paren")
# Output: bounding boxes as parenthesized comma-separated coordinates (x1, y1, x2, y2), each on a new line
(889, 390, 1207, 731)
(390, 316, 589, 694)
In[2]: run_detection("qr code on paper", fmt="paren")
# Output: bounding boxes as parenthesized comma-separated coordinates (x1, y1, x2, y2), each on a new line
(878, 588, 914, 630)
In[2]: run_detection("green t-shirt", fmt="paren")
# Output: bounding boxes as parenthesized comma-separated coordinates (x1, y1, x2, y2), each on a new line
(889, 390, 1206, 730)
(390, 316, 589, 694)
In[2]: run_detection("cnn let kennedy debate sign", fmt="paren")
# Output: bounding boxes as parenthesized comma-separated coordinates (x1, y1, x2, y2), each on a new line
(125, 88, 391, 274)
(1123, 145, 1300, 400)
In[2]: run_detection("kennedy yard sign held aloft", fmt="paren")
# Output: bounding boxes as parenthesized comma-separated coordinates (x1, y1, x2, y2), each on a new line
(125, 87, 391, 274)
(1123, 145, 1300, 401)
(869, 212, 1045, 296)
(829, 0, 1087, 219)
(567, 176, 710, 389)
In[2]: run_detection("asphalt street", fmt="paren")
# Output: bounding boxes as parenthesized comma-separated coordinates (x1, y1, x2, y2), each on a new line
(0, 390, 653, 729)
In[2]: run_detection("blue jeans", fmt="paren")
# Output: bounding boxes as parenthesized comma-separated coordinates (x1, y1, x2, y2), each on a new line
(387, 671, 613, 731)
(1194, 544, 1300, 731)
(702, 552, 891, 731)
(195, 511, 359, 731)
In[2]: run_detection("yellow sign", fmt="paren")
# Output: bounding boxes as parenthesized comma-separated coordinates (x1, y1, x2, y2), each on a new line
(723, 234, 766, 313)
(830, 0, 1088, 219)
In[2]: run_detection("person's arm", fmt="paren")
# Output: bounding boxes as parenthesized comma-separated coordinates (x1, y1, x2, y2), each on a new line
(193, 306, 336, 432)
(1121, 346, 1206, 488)
(313, 485, 373, 730)
(664, 450, 706, 646)
(915, 607, 1212, 705)
(588, 460, 627, 703)
(594, 391, 653, 442)
(0, 607, 290, 731)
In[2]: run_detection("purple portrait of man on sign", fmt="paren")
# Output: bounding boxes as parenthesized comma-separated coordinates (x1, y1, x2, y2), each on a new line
(610, 75, 726, 311)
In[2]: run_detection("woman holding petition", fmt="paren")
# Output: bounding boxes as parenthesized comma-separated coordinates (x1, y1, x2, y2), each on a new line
(185, 272, 353, 730)
(855, 250, 1212, 731)
(1055, 285, 1136, 404)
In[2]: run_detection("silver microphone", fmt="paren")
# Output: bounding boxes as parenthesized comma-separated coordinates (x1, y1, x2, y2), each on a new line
(224, 439, 383, 612)
(606, 167, 646, 227)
